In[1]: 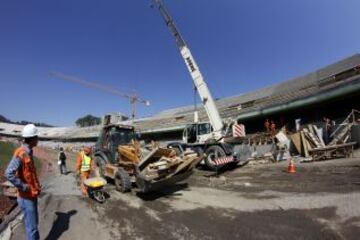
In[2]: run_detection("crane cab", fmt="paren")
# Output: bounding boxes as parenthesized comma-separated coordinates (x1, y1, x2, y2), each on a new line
(182, 122, 214, 144)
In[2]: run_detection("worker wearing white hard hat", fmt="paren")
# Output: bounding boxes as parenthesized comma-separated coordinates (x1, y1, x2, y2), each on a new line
(5, 124, 41, 240)
(22, 123, 39, 138)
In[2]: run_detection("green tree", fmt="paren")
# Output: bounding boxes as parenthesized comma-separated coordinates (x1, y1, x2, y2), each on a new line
(75, 114, 101, 127)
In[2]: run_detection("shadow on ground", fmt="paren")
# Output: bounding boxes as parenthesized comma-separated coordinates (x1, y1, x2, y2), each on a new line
(136, 183, 188, 201)
(44, 210, 77, 240)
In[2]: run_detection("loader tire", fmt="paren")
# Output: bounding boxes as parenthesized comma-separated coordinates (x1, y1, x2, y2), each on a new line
(115, 168, 131, 193)
(205, 145, 226, 171)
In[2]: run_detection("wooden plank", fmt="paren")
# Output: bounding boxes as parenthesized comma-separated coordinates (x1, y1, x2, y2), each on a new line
(290, 133, 302, 154)
(304, 128, 322, 148)
(300, 131, 309, 157)
(137, 148, 158, 171)
(313, 125, 326, 147)
(309, 125, 323, 146)
(308, 124, 316, 136)
(309, 141, 356, 151)
(306, 137, 313, 151)
(308, 142, 355, 161)
(152, 148, 174, 158)
(138, 147, 177, 172)
(304, 132, 317, 148)
(165, 155, 199, 179)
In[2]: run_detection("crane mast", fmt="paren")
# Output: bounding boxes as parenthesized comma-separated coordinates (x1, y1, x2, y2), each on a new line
(152, 0, 224, 133)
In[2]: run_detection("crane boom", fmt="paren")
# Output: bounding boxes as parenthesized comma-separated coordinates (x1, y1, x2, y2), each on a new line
(49, 72, 133, 99)
(49, 71, 150, 119)
(152, 0, 224, 133)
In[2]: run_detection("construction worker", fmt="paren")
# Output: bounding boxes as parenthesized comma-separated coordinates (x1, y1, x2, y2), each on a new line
(264, 119, 270, 133)
(58, 147, 67, 175)
(76, 146, 95, 196)
(5, 124, 41, 240)
(280, 117, 288, 134)
(323, 117, 332, 145)
(270, 120, 277, 136)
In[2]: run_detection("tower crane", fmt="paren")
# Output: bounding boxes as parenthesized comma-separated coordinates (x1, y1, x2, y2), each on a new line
(49, 72, 150, 120)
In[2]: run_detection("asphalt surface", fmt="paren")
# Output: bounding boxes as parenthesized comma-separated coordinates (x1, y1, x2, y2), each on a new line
(9, 152, 360, 240)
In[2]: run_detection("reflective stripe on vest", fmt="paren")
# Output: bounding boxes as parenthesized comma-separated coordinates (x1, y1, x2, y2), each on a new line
(81, 152, 91, 172)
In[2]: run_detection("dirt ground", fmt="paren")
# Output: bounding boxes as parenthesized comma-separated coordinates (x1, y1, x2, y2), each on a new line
(0, 173, 16, 224)
(7, 150, 360, 240)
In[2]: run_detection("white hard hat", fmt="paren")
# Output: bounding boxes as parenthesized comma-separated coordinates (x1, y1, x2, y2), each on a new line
(22, 124, 39, 138)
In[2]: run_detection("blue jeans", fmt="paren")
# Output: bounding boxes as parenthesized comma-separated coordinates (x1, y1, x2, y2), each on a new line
(17, 197, 39, 240)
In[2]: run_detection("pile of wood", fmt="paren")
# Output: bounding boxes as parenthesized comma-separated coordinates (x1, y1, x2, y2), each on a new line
(291, 124, 325, 158)
(140, 148, 199, 181)
(328, 110, 359, 146)
(288, 110, 359, 161)
(116, 141, 200, 182)
(329, 124, 353, 146)
(290, 124, 355, 161)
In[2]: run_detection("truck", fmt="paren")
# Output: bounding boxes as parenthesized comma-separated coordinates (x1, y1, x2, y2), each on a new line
(152, 0, 247, 170)
(94, 114, 201, 193)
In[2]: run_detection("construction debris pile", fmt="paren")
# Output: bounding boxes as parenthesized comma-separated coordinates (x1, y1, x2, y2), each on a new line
(140, 148, 199, 181)
(117, 142, 200, 182)
(290, 110, 359, 161)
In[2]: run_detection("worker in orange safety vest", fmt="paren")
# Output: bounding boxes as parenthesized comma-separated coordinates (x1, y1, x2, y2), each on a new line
(5, 124, 41, 240)
(76, 146, 95, 196)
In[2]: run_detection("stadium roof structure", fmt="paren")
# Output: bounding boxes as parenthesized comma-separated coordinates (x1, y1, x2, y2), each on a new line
(1, 54, 359, 140)
(135, 54, 360, 134)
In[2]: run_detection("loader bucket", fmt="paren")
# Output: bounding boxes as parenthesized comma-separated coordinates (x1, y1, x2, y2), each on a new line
(134, 147, 202, 193)
(135, 169, 193, 193)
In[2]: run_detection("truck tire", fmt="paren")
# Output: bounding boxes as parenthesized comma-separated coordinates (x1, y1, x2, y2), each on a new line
(205, 145, 226, 171)
(95, 156, 107, 177)
(115, 168, 132, 193)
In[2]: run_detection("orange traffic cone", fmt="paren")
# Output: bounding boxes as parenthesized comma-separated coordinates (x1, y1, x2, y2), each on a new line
(287, 159, 296, 173)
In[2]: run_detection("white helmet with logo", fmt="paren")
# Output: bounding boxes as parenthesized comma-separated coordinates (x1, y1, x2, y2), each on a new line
(22, 124, 39, 138)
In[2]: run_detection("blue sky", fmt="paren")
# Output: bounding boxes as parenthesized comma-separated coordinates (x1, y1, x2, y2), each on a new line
(0, 0, 359, 126)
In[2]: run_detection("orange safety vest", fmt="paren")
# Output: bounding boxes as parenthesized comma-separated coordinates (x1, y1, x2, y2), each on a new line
(14, 147, 41, 199)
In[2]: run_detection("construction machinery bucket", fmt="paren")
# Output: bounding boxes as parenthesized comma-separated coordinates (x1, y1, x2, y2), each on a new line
(133, 146, 202, 193)
(135, 169, 193, 193)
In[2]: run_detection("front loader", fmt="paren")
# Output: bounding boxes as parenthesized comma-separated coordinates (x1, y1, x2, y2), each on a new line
(94, 115, 201, 193)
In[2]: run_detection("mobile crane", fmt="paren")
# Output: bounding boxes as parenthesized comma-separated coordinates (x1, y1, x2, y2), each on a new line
(152, 0, 246, 170)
